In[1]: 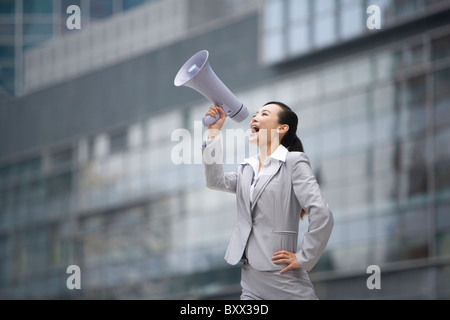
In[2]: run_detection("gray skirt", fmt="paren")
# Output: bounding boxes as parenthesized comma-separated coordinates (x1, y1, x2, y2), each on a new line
(240, 262, 318, 300)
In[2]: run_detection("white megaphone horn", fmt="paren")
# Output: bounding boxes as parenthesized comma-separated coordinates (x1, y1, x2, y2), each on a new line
(174, 50, 249, 127)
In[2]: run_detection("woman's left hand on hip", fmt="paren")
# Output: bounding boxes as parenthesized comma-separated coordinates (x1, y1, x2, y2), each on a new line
(272, 250, 301, 273)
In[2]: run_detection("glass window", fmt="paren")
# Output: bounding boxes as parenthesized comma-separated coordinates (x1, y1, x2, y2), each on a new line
(437, 232, 450, 257)
(109, 130, 128, 154)
(28, 180, 46, 205)
(435, 127, 450, 193)
(23, 23, 53, 36)
(393, 0, 420, 17)
(373, 84, 395, 113)
(299, 105, 320, 131)
(344, 151, 369, 183)
(346, 217, 372, 242)
(298, 74, 320, 100)
(314, 0, 335, 13)
(322, 98, 345, 128)
(322, 125, 343, 156)
(288, 22, 310, 56)
(0, 164, 11, 185)
(51, 147, 73, 168)
(14, 156, 42, 180)
(0, 67, 15, 95)
(402, 207, 428, 234)
(397, 75, 427, 138)
(374, 212, 399, 238)
(339, 0, 364, 40)
(313, 10, 336, 49)
(438, 265, 450, 299)
(90, 0, 113, 19)
(436, 203, 450, 231)
(105, 155, 125, 202)
(23, 0, 53, 14)
(145, 143, 173, 170)
(322, 65, 346, 96)
(373, 237, 403, 264)
(432, 34, 450, 61)
(83, 233, 107, 268)
(348, 57, 373, 89)
(186, 187, 214, 216)
(0, 45, 14, 59)
(406, 163, 427, 197)
(147, 110, 183, 144)
(392, 48, 405, 71)
(321, 156, 343, 184)
(122, 0, 148, 11)
(374, 51, 395, 81)
(400, 233, 428, 260)
(262, 0, 287, 63)
(344, 179, 370, 214)
(0, 0, 15, 14)
(434, 67, 450, 127)
(264, 0, 284, 31)
(374, 108, 396, 146)
(47, 171, 73, 198)
(400, 136, 426, 172)
(435, 126, 450, 162)
(406, 43, 425, 66)
(405, 74, 426, 108)
(263, 30, 284, 64)
(346, 118, 371, 150)
(373, 144, 395, 176)
(128, 123, 143, 149)
(288, 0, 309, 22)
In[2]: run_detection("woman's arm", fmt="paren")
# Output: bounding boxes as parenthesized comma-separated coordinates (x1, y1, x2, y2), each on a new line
(202, 106, 238, 194)
(291, 153, 334, 272)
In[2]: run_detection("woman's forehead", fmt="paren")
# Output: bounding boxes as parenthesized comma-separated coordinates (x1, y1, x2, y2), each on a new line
(258, 104, 281, 113)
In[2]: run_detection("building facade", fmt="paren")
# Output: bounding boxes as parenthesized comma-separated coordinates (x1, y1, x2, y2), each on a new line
(0, 0, 450, 299)
(0, 0, 157, 99)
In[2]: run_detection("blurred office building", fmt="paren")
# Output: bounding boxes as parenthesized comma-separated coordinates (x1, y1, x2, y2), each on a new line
(1, 0, 450, 299)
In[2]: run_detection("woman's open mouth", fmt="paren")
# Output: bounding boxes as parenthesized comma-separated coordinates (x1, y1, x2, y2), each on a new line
(251, 124, 260, 134)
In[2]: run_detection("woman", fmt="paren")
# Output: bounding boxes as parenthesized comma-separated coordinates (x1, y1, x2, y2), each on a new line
(202, 101, 333, 300)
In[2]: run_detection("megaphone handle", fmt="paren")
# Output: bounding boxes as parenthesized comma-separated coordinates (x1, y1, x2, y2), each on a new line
(202, 113, 221, 127)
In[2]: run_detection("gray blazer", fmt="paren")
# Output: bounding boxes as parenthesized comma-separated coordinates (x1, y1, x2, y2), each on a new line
(203, 138, 333, 272)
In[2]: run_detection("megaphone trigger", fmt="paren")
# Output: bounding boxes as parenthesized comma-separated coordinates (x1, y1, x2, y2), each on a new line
(174, 50, 249, 127)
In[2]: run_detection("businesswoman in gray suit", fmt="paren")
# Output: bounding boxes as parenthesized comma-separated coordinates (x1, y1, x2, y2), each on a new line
(202, 101, 334, 300)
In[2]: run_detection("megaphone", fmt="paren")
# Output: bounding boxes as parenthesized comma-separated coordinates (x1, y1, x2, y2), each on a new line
(174, 50, 249, 127)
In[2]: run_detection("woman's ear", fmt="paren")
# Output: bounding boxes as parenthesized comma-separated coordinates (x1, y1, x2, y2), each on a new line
(277, 124, 289, 135)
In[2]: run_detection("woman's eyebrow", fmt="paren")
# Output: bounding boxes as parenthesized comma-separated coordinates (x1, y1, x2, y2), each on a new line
(254, 109, 272, 116)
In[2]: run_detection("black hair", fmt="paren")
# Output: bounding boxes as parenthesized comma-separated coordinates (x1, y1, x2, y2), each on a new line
(263, 101, 304, 152)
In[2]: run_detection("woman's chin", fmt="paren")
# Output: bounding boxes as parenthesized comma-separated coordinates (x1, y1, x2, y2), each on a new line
(249, 133, 258, 145)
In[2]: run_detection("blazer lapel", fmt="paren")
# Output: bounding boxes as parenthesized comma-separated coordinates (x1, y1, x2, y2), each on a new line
(250, 161, 283, 212)
(240, 164, 254, 220)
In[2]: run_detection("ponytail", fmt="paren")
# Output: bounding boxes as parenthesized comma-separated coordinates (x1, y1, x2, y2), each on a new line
(284, 135, 304, 152)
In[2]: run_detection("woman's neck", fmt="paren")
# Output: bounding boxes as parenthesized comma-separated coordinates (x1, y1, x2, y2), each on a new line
(259, 141, 280, 166)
